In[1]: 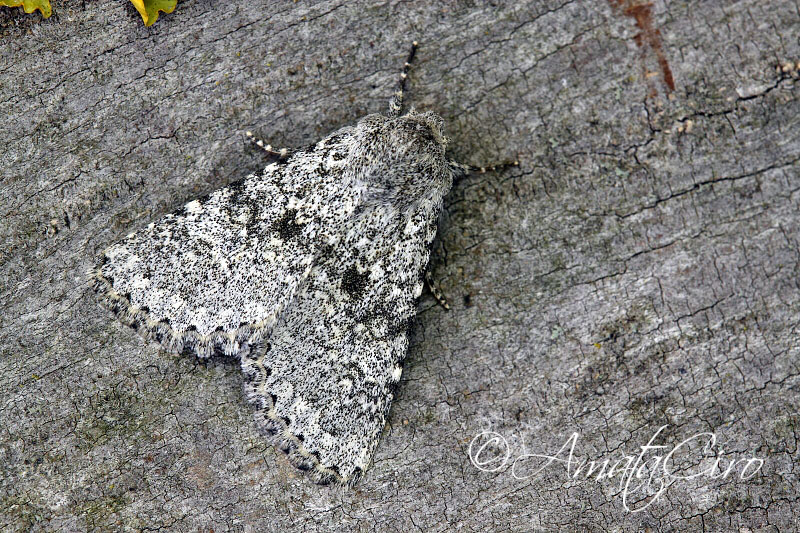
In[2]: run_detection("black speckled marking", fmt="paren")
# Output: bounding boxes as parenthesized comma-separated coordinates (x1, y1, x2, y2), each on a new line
(341, 264, 370, 299)
(274, 209, 303, 240)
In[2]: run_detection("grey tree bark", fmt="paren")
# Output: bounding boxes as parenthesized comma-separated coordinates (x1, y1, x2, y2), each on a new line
(1, 0, 798, 531)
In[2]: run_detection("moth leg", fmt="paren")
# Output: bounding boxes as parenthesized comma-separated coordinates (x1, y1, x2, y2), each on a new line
(425, 270, 450, 310)
(245, 131, 292, 160)
(388, 41, 419, 118)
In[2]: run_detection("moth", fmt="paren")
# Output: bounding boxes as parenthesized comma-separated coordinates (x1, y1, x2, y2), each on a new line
(93, 42, 516, 485)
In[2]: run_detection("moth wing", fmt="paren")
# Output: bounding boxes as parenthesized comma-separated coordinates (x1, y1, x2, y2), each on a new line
(93, 138, 359, 358)
(241, 197, 444, 485)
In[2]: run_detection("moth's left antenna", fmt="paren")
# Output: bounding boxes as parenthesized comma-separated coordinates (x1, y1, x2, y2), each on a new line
(388, 41, 419, 118)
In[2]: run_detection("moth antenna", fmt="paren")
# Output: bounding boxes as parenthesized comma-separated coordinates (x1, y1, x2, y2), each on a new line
(425, 270, 450, 310)
(246, 131, 292, 160)
(388, 41, 419, 118)
(449, 158, 519, 182)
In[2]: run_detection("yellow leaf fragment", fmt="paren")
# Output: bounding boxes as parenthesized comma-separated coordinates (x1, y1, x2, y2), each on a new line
(130, 0, 177, 26)
(0, 0, 51, 18)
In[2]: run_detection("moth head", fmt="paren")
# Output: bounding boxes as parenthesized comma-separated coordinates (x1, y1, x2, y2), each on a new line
(353, 111, 454, 211)
(399, 110, 450, 150)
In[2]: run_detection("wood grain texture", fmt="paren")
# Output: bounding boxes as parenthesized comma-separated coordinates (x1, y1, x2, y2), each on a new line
(1, 0, 798, 530)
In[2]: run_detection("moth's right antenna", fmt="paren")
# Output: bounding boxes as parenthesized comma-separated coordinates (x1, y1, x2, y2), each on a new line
(448, 159, 520, 183)
(388, 41, 418, 118)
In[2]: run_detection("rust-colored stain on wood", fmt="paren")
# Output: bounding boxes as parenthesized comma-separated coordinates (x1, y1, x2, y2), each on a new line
(609, 0, 676, 94)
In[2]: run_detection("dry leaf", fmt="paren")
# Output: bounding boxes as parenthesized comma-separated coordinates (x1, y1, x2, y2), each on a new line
(130, 0, 177, 26)
(0, 0, 51, 18)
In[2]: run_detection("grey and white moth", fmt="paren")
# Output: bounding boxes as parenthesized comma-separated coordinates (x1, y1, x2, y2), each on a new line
(92, 42, 516, 486)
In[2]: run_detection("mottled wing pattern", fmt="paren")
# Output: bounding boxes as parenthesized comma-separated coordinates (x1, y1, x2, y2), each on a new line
(93, 130, 360, 357)
(241, 196, 444, 485)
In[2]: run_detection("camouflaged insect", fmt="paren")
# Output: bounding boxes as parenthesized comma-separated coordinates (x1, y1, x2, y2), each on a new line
(92, 42, 517, 486)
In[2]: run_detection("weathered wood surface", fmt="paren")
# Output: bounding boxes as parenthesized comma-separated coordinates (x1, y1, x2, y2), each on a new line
(1, 0, 798, 531)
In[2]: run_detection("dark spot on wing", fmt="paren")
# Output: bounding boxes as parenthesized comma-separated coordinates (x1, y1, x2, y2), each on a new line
(341, 264, 370, 299)
(273, 209, 303, 240)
